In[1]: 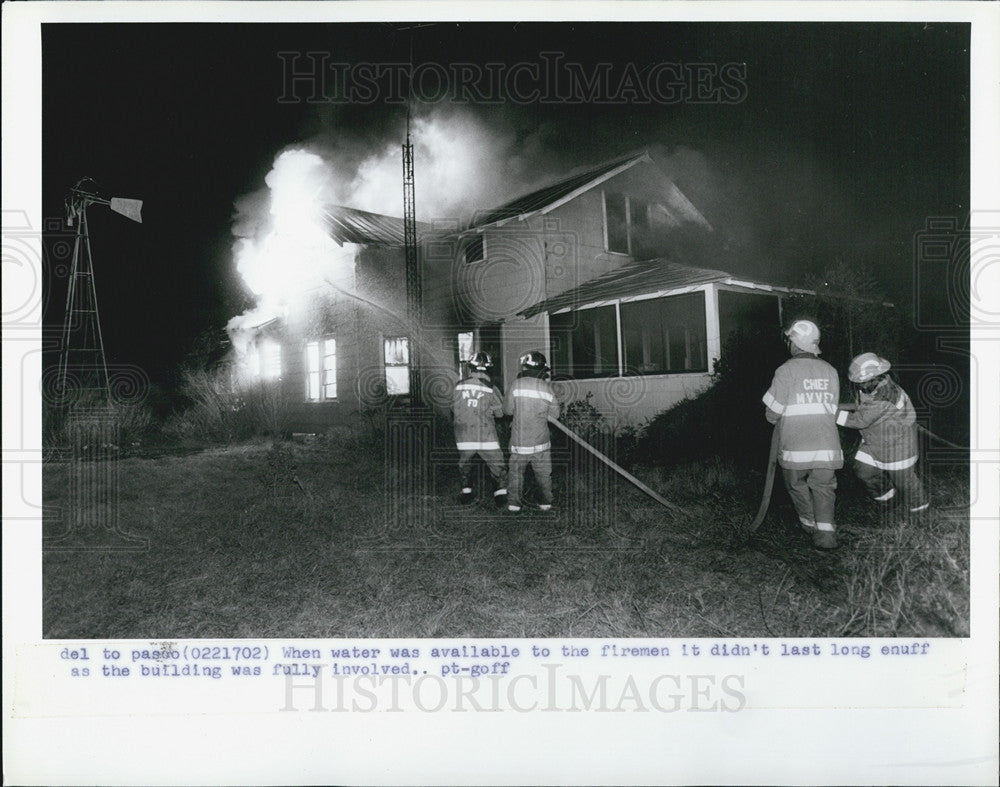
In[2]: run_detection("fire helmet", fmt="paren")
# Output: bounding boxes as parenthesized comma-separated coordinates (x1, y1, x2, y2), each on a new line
(468, 351, 493, 372)
(848, 352, 891, 383)
(519, 350, 549, 371)
(785, 319, 821, 354)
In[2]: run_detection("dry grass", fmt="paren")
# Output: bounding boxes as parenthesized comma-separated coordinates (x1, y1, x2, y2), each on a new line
(42, 437, 969, 639)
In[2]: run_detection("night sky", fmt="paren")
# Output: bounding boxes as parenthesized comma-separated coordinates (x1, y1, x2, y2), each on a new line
(41, 22, 970, 392)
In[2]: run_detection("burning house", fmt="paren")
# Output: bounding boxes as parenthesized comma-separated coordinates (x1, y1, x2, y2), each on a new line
(230, 149, 854, 430)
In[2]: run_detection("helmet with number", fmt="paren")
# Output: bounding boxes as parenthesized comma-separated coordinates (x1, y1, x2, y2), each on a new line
(848, 352, 891, 384)
(519, 350, 549, 371)
(468, 351, 493, 373)
(784, 319, 821, 354)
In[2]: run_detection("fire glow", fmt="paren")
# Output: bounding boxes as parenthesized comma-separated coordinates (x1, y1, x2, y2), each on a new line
(226, 149, 358, 374)
(225, 109, 558, 380)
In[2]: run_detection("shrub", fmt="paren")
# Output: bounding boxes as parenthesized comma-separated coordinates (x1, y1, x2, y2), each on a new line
(163, 367, 287, 445)
(636, 324, 786, 468)
(561, 392, 606, 441)
(44, 389, 157, 454)
(557, 392, 645, 468)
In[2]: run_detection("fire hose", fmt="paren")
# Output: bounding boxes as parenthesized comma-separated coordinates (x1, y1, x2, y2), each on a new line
(746, 414, 967, 535)
(548, 416, 687, 516)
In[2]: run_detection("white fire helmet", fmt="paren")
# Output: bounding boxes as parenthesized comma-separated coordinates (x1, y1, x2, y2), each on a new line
(468, 351, 493, 372)
(848, 352, 891, 383)
(785, 319, 821, 354)
(519, 350, 549, 371)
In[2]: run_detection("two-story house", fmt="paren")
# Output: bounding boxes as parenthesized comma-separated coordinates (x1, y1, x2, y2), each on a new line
(237, 150, 850, 430)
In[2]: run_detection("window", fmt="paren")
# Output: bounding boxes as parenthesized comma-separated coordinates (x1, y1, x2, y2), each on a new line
(464, 236, 484, 264)
(305, 338, 336, 401)
(457, 331, 474, 372)
(550, 306, 619, 379)
(630, 197, 649, 237)
(604, 191, 651, 256)
(383, 336, 410, 395)
(621, 292, 707, 374)
(258, 339, 282, 380)
(604, 192, 629, 254)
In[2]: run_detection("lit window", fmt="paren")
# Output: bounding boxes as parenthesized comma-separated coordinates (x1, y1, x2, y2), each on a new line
(259, 340, 282, 380)
(464, 236, 484, 264)
(621, 292, 707, 374)
(383, 336, 410, 395)
(323, 339, 337, 399)
(305, 338, 337, 401)
(457, 331, 474, 372)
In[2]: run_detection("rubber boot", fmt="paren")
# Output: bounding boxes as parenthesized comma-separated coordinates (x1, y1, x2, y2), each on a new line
(812, 529, 837, 550)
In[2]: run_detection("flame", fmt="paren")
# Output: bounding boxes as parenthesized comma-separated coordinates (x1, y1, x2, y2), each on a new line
(225, 109, 556, 381)
(227, 149, 357, 378)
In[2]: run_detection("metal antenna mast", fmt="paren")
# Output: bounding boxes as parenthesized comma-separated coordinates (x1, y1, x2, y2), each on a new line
(57, 178, 143, 406)
(402, 36, 421, 405)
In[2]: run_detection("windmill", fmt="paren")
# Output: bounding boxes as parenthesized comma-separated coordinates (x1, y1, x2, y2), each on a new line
(56, 177, 143, 407)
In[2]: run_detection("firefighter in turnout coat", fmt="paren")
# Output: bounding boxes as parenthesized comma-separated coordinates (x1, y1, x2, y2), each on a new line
(504, 351, 561, 513)
(452, 352, 507, 505)
(762, 319, 844, 549)
(837, 353, 929, 517)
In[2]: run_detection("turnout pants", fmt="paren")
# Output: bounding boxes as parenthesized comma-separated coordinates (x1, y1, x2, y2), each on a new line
(782, 467, 837, 534)
(854, 460, 928, 513)
(458, 449, 507, 493)
(508, 450, 553, 507)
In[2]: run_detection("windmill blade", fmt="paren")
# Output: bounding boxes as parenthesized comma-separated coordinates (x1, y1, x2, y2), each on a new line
(109, 197, 143, 223)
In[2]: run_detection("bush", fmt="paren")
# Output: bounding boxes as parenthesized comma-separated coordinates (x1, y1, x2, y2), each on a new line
(163, 367, 287, 445)
(635, 324, 787, 468)
(558, 392, 645, 468)
(44, 389, 157, 454)
(561, 392, 606, 441)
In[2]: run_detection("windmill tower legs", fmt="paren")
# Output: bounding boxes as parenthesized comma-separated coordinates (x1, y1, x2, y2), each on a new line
(56, 205, 111, 408)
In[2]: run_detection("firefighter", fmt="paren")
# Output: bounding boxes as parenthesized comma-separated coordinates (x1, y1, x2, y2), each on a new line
(504, 350, 561, 513)
(762, 319, 844, 549)
(837, 353, 929, 519)
(452, 351, 507, 506)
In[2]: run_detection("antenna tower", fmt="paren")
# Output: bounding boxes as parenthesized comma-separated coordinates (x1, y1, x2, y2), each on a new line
(402, 41, 421, 405)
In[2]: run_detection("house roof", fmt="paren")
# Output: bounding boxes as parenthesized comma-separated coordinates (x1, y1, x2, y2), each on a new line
(468, 149, 709, 231)
(519, 259, 730, 317)
(320, 205, 428, 246)
(518, 258, 892, 318)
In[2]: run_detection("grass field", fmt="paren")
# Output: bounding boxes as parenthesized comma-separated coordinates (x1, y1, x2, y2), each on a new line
(42, 431, 970, 639)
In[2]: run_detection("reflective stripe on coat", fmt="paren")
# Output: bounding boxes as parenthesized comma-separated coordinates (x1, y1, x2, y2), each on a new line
(762, 353, 844, 470)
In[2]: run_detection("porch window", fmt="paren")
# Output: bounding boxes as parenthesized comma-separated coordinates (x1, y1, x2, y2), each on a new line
(550, 306, 619, 379)
(384, 336, 410, 395)
(621, 292, 708, 374)
(305, 338, 336, 401)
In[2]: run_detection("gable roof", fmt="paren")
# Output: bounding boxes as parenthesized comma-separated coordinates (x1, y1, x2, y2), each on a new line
(320, 204, 428, 247)
(518, 258, 893, 318)
(468, 149, 711, 231)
